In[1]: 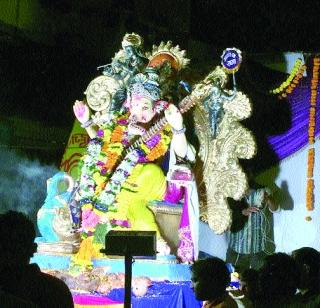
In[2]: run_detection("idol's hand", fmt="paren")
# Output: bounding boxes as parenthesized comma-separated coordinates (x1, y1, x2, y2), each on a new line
(164, 104, 184, 131)
(73, 100, 90, 124)
(165, 104, 188, 158)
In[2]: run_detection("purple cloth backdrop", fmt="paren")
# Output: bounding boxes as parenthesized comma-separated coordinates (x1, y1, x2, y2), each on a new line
(268, 82, 319, 160)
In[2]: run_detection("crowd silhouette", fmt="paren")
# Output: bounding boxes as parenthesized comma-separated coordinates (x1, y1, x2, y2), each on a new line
(1, 210, 320, 308)
(0, 210, 74, 308)
(192, 248, 320, 308)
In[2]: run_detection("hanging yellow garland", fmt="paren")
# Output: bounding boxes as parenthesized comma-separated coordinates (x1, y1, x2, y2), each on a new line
(270, 58, 304, 95)
(306, 57, 320, 214)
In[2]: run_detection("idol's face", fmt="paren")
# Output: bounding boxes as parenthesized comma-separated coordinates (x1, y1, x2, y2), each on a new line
(129, 96, 156, 123)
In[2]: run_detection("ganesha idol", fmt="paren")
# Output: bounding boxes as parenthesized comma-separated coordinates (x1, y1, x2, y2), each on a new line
(71, 34, 200, 265)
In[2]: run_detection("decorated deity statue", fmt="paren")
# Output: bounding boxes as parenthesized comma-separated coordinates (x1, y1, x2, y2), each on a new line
(72, 37, 199, 264)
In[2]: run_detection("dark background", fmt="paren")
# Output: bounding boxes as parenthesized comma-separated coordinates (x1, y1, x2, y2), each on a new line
(0, 0, 314, 219)
(0, 0, 316, 164)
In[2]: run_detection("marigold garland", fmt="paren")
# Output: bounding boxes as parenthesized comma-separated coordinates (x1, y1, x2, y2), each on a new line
(143, 126, 172, 161)
(110, 126, 124, 143)
(306, 179, 314, 211)
(278, 64, 306, 99)
(270, 58, 305, 98)
(77, 112, 172, 215)
(307, 148, 315, 178)
(306, 57, 320, 212)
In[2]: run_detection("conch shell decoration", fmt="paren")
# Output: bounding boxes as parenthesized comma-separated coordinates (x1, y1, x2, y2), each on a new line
(192, 67, 256, 234)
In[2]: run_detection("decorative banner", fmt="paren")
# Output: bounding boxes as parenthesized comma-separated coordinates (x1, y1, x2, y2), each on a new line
(221, 48, 242, 73)
(60, 121, 89, 180)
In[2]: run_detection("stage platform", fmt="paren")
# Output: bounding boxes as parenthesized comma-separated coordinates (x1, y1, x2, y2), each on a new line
(32, 253, 191, 281)
(31, 252, 202, 307)
(72, 281, 202, 308)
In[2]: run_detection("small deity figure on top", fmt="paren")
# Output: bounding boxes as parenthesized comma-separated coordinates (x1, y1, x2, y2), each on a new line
(100, 33, 148, 82)
(203, 66, 237, 138)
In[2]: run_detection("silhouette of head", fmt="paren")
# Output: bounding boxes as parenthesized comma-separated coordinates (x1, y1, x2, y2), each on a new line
(0, 211, 37, 268)
(191, 257, 230, 301)
(240, 268, 259, 301)
(292, 246, 320, 291)
(259, 252, 298, 301)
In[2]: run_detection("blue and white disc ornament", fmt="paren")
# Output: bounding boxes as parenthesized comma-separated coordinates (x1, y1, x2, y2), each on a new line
(221, 48, 242, 74)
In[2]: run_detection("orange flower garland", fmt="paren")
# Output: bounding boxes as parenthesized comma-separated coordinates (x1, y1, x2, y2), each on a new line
(110, 126, 124, 143)
(306, 57, 320, 212)
(104, 151, 120, 171)
(141, 125, 172, 162)
(306, 179, 314, 212)
(279, 64, 306, 99)
(146, 140, 168, 161)
(102, 130, 126, 172)
(307, 148, 315, 178)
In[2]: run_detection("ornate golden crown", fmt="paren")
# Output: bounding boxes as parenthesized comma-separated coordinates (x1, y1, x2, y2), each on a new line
(146, 41, 190, 72)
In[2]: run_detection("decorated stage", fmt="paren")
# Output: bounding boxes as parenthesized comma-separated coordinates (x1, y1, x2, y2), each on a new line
(31, 33, 253, 308)
(32, 253, 202, 307)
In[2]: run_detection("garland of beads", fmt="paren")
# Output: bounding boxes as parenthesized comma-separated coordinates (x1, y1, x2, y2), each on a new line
(270, 58, 305, 97)
(77, 113, 172, 213)
(278, 64, 306, 99)
(306, 57, 320, 217)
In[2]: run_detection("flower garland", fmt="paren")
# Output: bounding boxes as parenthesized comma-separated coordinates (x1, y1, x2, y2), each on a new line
(77, 113, 172, 215)
(270, 58, 305, 98)
(278, 64, 306, 99)
(306, 57, 320, 215)
(139, 132, 171, 161)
